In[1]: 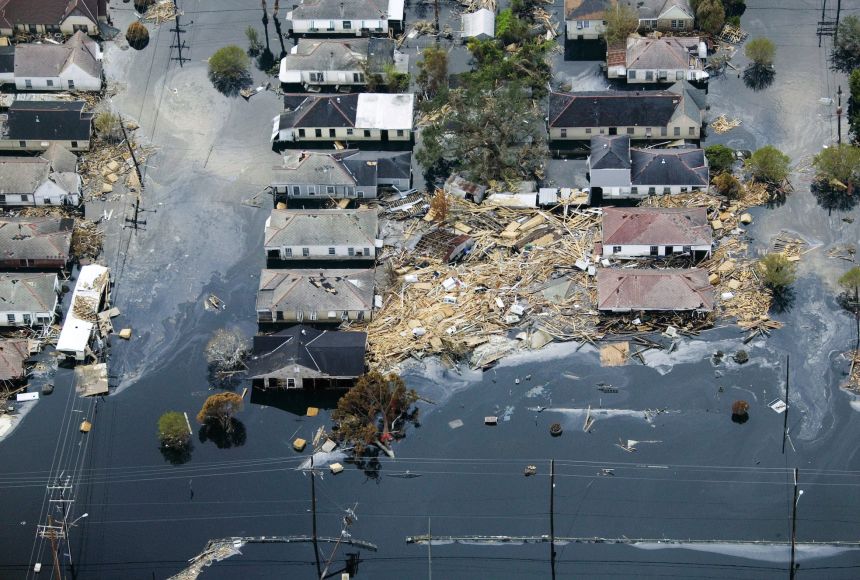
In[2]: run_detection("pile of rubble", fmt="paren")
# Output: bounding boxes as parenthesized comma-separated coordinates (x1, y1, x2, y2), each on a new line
(142, 0, 180, 24)
(79, 135, 152, 201)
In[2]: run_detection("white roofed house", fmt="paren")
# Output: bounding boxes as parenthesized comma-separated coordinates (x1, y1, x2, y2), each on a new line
(462, 9, 494, 40)
(264, 208, 379, 262)
(256, 268, 376, 324)
(14, 31, 103, 91)
(278, 37, 404, 88)
(287, 0, 405, 36)
(56, 264, 110, 361)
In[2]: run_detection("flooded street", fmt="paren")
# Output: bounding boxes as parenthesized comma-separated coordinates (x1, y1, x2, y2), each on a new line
(1, 0, 860, 578)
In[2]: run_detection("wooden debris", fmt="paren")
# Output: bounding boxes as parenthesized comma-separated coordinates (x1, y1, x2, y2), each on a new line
(141, 0, 180, 25)
(711, 115, 741, 134)
(600, 342, 629, 366)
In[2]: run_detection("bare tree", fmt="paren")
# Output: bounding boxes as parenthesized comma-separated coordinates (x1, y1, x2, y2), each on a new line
(197, 392, 244, 432)
(205, 329, 250, 375)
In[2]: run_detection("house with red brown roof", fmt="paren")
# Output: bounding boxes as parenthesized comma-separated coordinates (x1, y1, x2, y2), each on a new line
(0, 338, 29, 382)
(597, 268, 713, 312)
(607, 36, 708, 84)
(601, 207, 712, 259)
(0, 0, 107, 37)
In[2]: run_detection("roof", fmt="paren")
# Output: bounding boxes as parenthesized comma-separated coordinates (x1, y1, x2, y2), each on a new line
(6, 100, 93, 142)
(0, 339, 28, 381)
(367, 38, 395, 73)
(0, 156, 50, 195)
(630, 147, 709, 186)
(565, 0, 612, 20)
(15, 32, 101, 79)
(462, 8, 495, 38)
(602, 207, 711, 246)
(289, 0, 392, 20)
(0, 45, 13, 74)
(0, 272, 57, 313)
(265, 208, 378, 249)
(597, 268, 713, 311)
(0, 0, 103, 28)
(626, 36, 700, 70)
(549, 88, 692, 128)
(0, 217, 73, 262)
(56, 264, 109, 355)
(257, 268, 375, 314)
(247, 326, 366, 379)
(589, 135, 630, 169)
(280, 93, 358, 130)
(343, 150, 411, 181)
(41, 143, 78, 173)
(618, 0, 693, 20)
(279, 38, 376, 83)
(273, 150, 411, 187)
(354, 93, 414, 130)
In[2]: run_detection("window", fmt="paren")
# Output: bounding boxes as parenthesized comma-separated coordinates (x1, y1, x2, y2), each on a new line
(267, 249, 279, 259)
(612, 246, 621, 254)
(689, 127, 695, 136)
(315, 129, 322, 138)
(285, 248, 292, 257)
(23, 314, 31, 326)
(326, 20, 335, 31)
(683, 246, 692, 253)
(346, 128, 354, 136)
(293, 186, 300, 196)
(560, 128, 567, 138)
(298, 128, 306, 137)
(585, 128, 592, 134)
(353, 72, 364, 83)
(673, 127, 680, 136)
(648, 187, 656, 194)
(599, 128, 605, 134)
(68, 79, 74, 89)
(6, 314, 14, 324)
(348, 247, 355, 256)
(18, 141, 25, 148)
(297, 310, 304, 321)
(363, 130, 371, 137)
(73, 24, 88, 33)
(25, 79, 32, 88)
(681, 187, 688, 192)
(671, 19, 682, 29)
(309, 72, 323, 82)
(676, 71, 684, 80)
(329, 129, 336, 138)
(363, 247, 370, 256)
(0, 195, 5, 203)
(645, 71, 654, 81)
(396, 129, 404, 137)
(661, 127, 667, 136)
(328, 247, 336, 255)
(70, 141, 78, 148)
(287, 378, 296, 388)
(326, 186, 335, 194)
(47, 79, 53, 87)
(302, 248, 309, 257)
(631, 187, 638, 195)
(650, 246, 658, 256)
(357, 311, 365, 321)
(343, 20, 351, 29)
(663, 187, 671, 194)
(357, 191, 364, 198)
(626, 128, 634, 135)
(37, 315, 49, 324)
(627, 70, 636, 80)
(577, 20, 590, 28)
(310, 311, 318, 320)
(341, 311, 349, 320)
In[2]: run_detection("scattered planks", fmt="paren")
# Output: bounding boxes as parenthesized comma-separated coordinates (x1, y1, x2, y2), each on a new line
(711, 115, 741, 134)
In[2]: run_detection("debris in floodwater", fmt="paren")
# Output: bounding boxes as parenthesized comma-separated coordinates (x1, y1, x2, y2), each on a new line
(598, 468, 615, 476)
(616, 438, 636, 452)
(205, 293, 226, 311)
(731, 400, 750, 424)
(484, 416, 498, 425)
(597, 384, 618, 393)
(550, 423, 563, 436)
(733, 350, 750, 364)
(515, 377, 521, 384)
(525, 374, 532, 381)
(713, 350, 725, 364)
(448, 419, 464, 429)
(524, 465, 537, 476)
(385, 471, 421, 479)
(769, 398, 787, 413)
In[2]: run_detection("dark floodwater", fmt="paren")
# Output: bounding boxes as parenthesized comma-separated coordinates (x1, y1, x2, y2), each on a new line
(2, 0, 860, 579)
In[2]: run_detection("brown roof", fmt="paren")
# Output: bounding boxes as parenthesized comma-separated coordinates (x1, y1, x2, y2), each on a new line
(565, 0, 614, 20)
(0, 217, 73, 263)
(606, 44, 627, 67)
(0, 0, 102, 28)
(602, 207, 711, 247)
(626, 36, 701, 70)
(0, 339, 28, 381)
(597, 268, 713, 311)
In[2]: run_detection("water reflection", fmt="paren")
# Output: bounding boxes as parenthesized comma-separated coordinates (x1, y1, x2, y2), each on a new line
(771, 286, 796, 314)
(250, 387, 341, 416)
(811, 181, 860, 213)
(743, 65, 775, 92)
(199, 418, 247, 448)
(160, 441, 193, 465)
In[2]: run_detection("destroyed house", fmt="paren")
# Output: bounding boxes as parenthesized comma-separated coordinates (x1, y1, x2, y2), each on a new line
(597, 268, 713, 312)
(587, 135, 708, 200)
(287, 0, 404, 36)
(256, 268, 375, 324)
(271, 150, 411, 201)
(248, 326, 367, 390)
(14, 31, 103, 91)
(548, 81, 705, 141)
(0, 0, 108, 37)
(0, 153, 80, 207)
(271, 93, 414, 143)
(607, 36, 708, 84)
(264, 208, 379, 261)
(601, 207, 712, 259)
(444, 174, 487, 203)
(0, 100, 94, 152)
(278, 37, 397, 86)
(413, 229, 475, 263)
(0, 272, 60, 327)
(0, 338, 29, 382)
(0, 216, 73, 269)
(56, 264, 110, 361)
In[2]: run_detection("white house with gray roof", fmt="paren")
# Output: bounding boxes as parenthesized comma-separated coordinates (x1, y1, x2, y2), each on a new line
(0, 272, 60, 327)
(607, 36, 708, 84)
(13, 31, 102, 91)
(287, 0, 405, 36)
(256, 268, 376, 324)
(278, 37, 404, 87)
(264, 208, 379, 261)
(0, 151, 80, 207)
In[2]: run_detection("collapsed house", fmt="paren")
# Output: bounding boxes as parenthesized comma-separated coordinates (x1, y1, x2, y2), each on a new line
(601, 207, 712, 259)
(0, 216, 73, 269)
(607, 36, 709, 84)
(444, 174, 487, 203)
(256, 268, 376, 324)
(56, 264, 110, 361)
(412, 229, 475, 263)
(0, 100, 94, 152)
(271, 150, 411, 201)
(0, 272, 60, 327)
(264, 208, 379, 262)
(247, 325, 367, 390)
(286, 0, 405, 36)
(597, 268, 714, 312)
(278, 37, 404, 88)
(0, 148, 80, 206)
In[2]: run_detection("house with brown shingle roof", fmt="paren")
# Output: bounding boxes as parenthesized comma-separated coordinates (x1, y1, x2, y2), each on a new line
(607, 36, 709, 84)
(601, 207, 712, 259)
(597, 268, 713, 312)
(0, 216, 73, 269)
(0, 338, 29, 382)
(0, 272, 60, 327)
(0, 0, 107, 37)
(256, 268, 375, 324)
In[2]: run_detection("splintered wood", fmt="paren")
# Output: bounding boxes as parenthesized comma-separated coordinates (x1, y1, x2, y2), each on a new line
(365, 198, 601, 368)
(79, 136, 153, 199)
(711, 115, 741, 134)
(142, 1, 180, 25)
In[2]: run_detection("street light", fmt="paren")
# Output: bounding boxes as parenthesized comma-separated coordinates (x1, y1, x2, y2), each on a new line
(68, 513, 89, 527)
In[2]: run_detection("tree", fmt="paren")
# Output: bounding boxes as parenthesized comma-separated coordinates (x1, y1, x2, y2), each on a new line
(429, 189, 451, 222)
(331, 371, 419, 454)
(831, 15, 860, 73)
(849, 69, 860, 144)
(245, 26, 263, 57)
(746, 145, 791, 186)
(510, 0, 542, 22)
(158, 411, 191, 449)
(696, 0, 725, 35)
(758, 253, 797, 289)
(496, 9, 530, 45)
(745, 37, 775, 67)
(197, 392, 244, 432)
(416, 45, 448, 101)
(126, 21, 149, 50)
(208, 45, 251, 94)
(839, 267, 860, 312)
(94, 111, 121, 142)
(705, 144, 735, 175)
(604, 3, 639, 47)
(712, 172, 742, 198)
(383, 63, 409, 92)
(133, 0, 154, 12)
(812, 144, 860, 192)
(205, 329, 249, 375)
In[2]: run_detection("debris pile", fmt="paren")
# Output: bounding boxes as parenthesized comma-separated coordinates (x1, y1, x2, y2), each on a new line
(79, 136, 152, 200)
(70, 219, 104, 260)
(716, 23, 749, 44)
(711, 115, 741, 134)
(142, 0, 180, 24)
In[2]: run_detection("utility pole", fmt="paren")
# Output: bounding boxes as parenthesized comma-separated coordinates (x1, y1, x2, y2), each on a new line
(427, 517, 432, 580)
(37, 516, 66, 580)
(817, 0, 837, 44)
(790, 468, 800, 580)
(837, 85, 843, 145)
(434, 0, 440, 37)
(550, 459, 556, 580)
(117, 113, 143, 190)
(310, 456, 321, 578)
(170, 1, 190, 67)
(834, 0, 842, 43)
(782, 355, 790, 454)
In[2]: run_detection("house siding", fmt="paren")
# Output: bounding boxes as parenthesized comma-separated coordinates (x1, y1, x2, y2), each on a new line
(290, 17, 388, 35)
(300, 70, 366, 86)
(603, 243, 711, 258)
(256, 308, 372, 323)
(265, 244, 375, 261)
(281, 127, 411, 142)
(0, 139, 89, 152)
(599, 183, 708, 199)
(272, 183, 378, 199)
(0, 257, 68, 269)
(565, 18, 605, 40)
(552, 122, 700, 140)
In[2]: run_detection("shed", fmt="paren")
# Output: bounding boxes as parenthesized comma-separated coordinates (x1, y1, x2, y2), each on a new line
(56, 264, 110, 361)
(462, 8, 495, 40)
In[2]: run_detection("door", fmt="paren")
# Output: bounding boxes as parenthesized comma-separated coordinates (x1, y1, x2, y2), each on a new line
(650, 246, 658, 256)
(608, 127, 617, 136)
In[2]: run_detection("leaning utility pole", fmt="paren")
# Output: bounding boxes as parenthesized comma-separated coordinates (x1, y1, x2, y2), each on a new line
(310, 456, 321, 578)
(790, 468, 800, 579)
(782, 356, 790, 454)
(117, 113, 143, 190)
(434, 0, 440, 37)
(550, 459, 556, 580)
(37, 516, 65, 580)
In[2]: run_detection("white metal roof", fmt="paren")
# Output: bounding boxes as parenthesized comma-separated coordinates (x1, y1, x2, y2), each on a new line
(387, 0, 405, 21)
(355, 93, 414, 130)
(56, 264, 109, 356)
(462, 8, 495, 39)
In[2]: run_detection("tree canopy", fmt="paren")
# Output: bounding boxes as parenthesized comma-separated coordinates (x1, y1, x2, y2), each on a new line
(758, 253, 797, 289)
(208, 45, 251, 94)
(158, 411, 190, 449)
(746, 145, 791, 185)
(745, 37, 776, 67)
(126, 21, 149, 49)
(712, 172, 742, 199)
(696, 0, 726, 35)
(205, 329, 249, 376)
(840, 267, 860, 296)
(416, 46, 448, 101)
(197, 392, 244, 432)
(812, 144, 860, 192)
(705, 144, 735, 175)
(849, 69, 860, 144)
(831, 15, 860, 73)
(604, 3, 639, 46)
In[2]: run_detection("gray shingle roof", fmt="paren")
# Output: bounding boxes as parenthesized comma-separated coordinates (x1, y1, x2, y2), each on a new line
(0, 272, 58, 313)
(626, 36, 700, 70)
(15, 31, 101, 79)
(0, 217, 73, 262)
(257, 268, 375, 314)
(279, 93, 358, 130)
(0, 338, 29, 381)
(630, 148, 708, 186)
(290, 0, 391, 20)
(618, 0, 693, 20)
(247, 326, 366, 380)
(550, 90, 681, 128)
(265, 208, 378, 249)
(41, 143, 78, 173)
(6, 100, 93, 142)
(597, 268, 713, 311)
(590, 135, 630, 169)
(272, 150, 411, 187)
(0, 157, 50, 195)
(282, 38, 368, 71)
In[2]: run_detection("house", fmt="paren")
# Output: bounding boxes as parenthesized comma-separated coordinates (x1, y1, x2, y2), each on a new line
(0, 45, 13, 84)
(607, 36, 709, 84)
(264, 208, 379, 261)
(14, 31, 102, 91)
(0, 0, 108, 37)
(0, 272, 60, 327)
(618, 0, 694, 32)
(0, 338, 29, 383)
(413, 229, 475, 262)
(565, 0, 610, 40)
(444, 174, 487, 203)
(56, 264, 110, 361)
(256, 268, 376, 324)
(287, 0, 405, 36)
(548, 80, 706, 141)
(587, 135, 708, 200)
(0, 100, 94, 152)
(278, 37, 402, 87)
(271, 93, 414, 143)
(462, 8, 494, 40)
(601, 207, 712, 259)
(0, 216, 73, 269)
(271, 150, 411, 201)
(247, 326, 367, 390)
(0, 151, 81, 207)
(597, 268, 714, 312)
